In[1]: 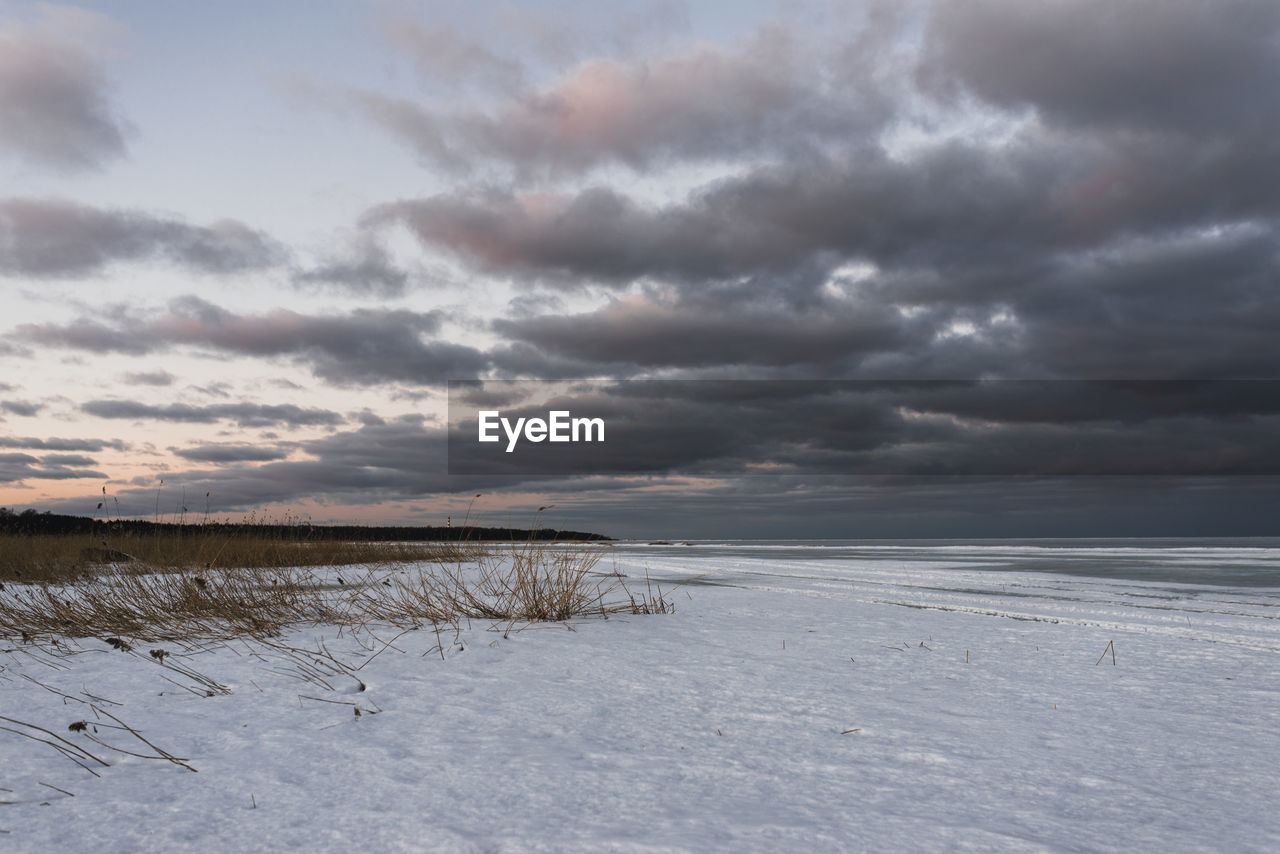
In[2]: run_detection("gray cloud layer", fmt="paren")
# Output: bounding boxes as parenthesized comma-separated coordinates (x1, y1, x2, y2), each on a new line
(0, 435, 127, 452)
(922, 0, 1280, 134)
(16, 297, 489, 385)
(10, 1, 1280, 537)
(1, 451, 105, 484)
(0, 198, 286, 278)
(173, 444, 292, 463)
(362, 0, 1280, 381)
(51, 418, 481, 512)
(1, 400, 43, 417)
(81, 400, 345, 429)
(447, 380, 1280, 477)
(292, 237, 410, 297)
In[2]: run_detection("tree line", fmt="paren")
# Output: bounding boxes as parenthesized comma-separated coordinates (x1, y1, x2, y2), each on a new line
(0, 508, 610, 542)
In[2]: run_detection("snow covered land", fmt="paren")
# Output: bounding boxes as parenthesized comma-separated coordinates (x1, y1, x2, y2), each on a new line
(3, 541, 1279, 852)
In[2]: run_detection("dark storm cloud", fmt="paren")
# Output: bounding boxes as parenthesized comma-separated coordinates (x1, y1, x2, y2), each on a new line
(916, 1, 1280, 249)
(0, 6, 128, 172)
(22, 399, 1280, 538)
(11, 1, 1276, 540)
(362, 145, 1071, 287)
(485, 341, 637, 382)
(0, 198, 286, 278)
(15, 297, 490, 385)
(534, 474, 1280, 540)
(372, 146, 1279, 377)
(1008, 226, 1280, 379)
(297, 415, 443, 475)
(81, 400, 344, 429)
(922, 0, 1280, 134)
(173, 444, 291, 463)
(447, 380, 1280, 477)
(486, 219, 1280, 379)
(357, 1, 1280, 388)
(494, 295, 912, 369)
(369, 136, 1274, 290)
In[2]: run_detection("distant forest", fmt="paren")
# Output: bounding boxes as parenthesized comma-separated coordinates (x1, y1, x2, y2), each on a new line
(0, 508, 611, 542)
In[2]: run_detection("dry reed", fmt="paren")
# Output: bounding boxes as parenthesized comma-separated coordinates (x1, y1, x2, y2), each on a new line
(0, 539, 671, 642)
(0, 532, 478, 585)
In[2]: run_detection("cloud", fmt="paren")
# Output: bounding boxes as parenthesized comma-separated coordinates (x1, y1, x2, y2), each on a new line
(446, 379, 1280, 477)
(351, 20, 894, 177)
(1, 400, 42, 416)
(480, 219, 1280, 379)
(20, 389, 1280, 537)
(29, 417, 499, 514)
(0, 5, 129, 171)
(370, 123, 1280, 291)
(13, 307, 151, 353)
(7, 1, 1280, 539)
(15, 296, 490, 385)
(524, 474, 1280, 539)
(40, 453, 96, 467)
(354, 0, 1279, 385)
(81, 400, 345, 428)
(0, 450, 105, 484)
(921, 0, 1280, 135)
(0, 198, 286, 278)
(363, 143, 1079, 287)
(121, 370, 176, 387)
(379, 15, 525, 93)
(292, 237, 409, 297)
(0, 435, 127, 451)
(369, 111, 1279, 380)
(494, 293, 911, 369)
(914, 1, 1280, 237)
(172, 444, 291, 463)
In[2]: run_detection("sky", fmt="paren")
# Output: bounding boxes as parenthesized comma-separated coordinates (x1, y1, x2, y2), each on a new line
(2, 0, 1279, 539)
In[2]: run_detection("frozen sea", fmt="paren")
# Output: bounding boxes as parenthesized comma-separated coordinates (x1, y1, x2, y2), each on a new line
(624, 536, 1280, 586)
(3, 538, 1279, 852)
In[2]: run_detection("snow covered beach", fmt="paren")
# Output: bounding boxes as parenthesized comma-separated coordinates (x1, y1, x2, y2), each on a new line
(4, 540, 1279, 853)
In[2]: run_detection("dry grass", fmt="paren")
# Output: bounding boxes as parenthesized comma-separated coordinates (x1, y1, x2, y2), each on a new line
(366, 539, 673, 627)
(0, 538, 672, 642)
(0, 532, 479, 585)
(0, 565, 344, 641)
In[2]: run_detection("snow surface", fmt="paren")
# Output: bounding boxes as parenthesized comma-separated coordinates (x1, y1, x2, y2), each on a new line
(3, 542, 1279, 853)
